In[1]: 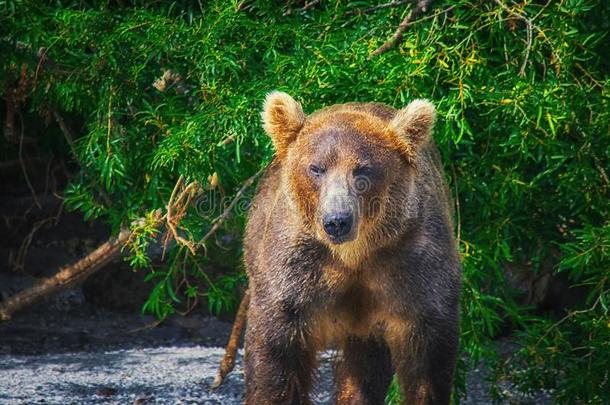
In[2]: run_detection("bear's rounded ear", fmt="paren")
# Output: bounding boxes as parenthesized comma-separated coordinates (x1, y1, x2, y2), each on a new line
(261, 91, 305, 159)
(389, 99, 436, 159)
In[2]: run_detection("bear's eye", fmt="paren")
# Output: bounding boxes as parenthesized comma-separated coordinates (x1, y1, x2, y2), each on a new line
(353, 165, 373, 177)
(309, 164, 325, 177)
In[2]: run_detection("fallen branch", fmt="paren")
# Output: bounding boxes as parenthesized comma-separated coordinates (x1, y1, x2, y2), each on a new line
(369, 0, 434, 58)
(0, 210, 162, 321)
(211, 289, 250, 389)
(0, 168, 263, 322)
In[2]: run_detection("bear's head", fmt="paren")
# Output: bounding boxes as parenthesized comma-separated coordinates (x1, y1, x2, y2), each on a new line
(261, 91, 436, 264)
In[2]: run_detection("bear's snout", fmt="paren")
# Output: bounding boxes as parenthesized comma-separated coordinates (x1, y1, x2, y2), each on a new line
(322, 211, 353, 241)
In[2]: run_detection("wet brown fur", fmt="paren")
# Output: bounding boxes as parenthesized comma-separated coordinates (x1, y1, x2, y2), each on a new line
(244, 92, 462, 404)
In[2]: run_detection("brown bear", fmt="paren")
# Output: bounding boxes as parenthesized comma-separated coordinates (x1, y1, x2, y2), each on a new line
(243, 91, 462, 405)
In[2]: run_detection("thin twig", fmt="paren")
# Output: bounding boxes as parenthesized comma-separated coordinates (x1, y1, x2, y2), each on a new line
(199, 168, 265, 247)
(51, 108, 80, 163)
(283, 0, 321, 16)
(533, 289, 608, 349)
(162, 176, 185, 259)
(405, 5, 455, 27)
(17, 111, 41, 208)
(128, 318, 164, 334)
(165, 175, 198, 256)
(12, 212, 62, 274)
(344, 5, 454, 30)
(491, 0, 532, 76)
(345, 0, 414, 16)
(175, 182, 198, 216)
(50, 107, 112, 207)
(175, 294, 199, 316)
(575, 62, 604, 90)
(369, 0, 434, 58)
(591, 153, 610, 187)
(235, 0, 252, 12)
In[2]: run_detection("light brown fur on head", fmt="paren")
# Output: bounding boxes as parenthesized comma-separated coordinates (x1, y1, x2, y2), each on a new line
(261, 93, 436, 163)
(260, 92, 438, 269)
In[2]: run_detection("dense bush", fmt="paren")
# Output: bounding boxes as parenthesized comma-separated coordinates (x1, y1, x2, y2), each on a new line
(2, 1, 609, 403)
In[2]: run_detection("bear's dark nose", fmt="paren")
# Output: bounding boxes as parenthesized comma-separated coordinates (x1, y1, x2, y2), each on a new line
(323, 213, 353, 239)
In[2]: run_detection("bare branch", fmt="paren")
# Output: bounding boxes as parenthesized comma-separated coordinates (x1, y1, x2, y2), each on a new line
(0, 163, 264, 321)
(345, 0, 414, 16)
(199, 168, 265, 247)
(0, 210, 163, 321)
(369, 0, 434, 58)
(283, 0, 321, 16)
(575, 62, 604, 90)
(51, 108, 80, 162)
(532, 289, 609, 349)
(11, 211, 62, 273)
(164, 175, 203, 257)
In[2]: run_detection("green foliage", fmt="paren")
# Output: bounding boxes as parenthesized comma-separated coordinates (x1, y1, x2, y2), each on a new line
(506, 222, 610, 403)
(2, 0, 609, 402)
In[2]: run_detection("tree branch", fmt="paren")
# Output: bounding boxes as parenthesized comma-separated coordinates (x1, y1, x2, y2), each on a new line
(0, 210, 162, 321)
(0, 165, 264, 321)
(345, 0, 414, 16)
(51, 108, 80, 163)
(199, 168, 264, 247)
(369, 0, 434, 58)
(283, 0, 321, 16)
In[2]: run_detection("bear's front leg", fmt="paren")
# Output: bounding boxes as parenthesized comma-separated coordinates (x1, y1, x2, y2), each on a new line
(244, 307, 315, 405)
(389, 319, 459, 405)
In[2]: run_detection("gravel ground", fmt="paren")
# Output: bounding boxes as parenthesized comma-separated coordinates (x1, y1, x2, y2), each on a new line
(0, 347, 337, 405)
(0, 288, 551, 404)
(0, 344, 552, 405)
